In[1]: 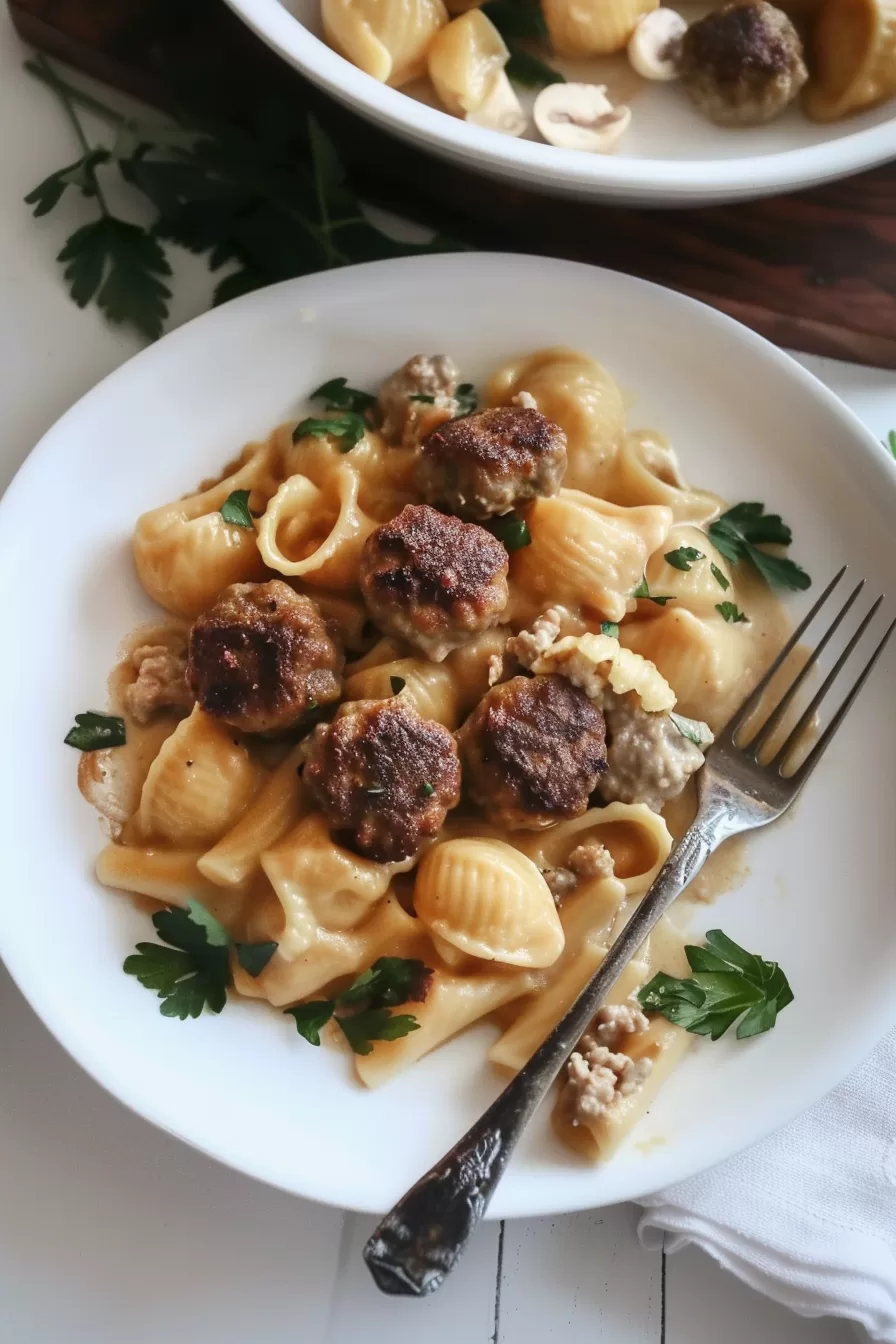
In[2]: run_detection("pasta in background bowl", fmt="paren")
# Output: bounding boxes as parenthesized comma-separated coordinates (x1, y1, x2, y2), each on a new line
(224, 0, 896, 204)
(1, 253, 895, 1216)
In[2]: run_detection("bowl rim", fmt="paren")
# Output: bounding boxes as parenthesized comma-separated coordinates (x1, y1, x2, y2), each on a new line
(224, 0, 896, 201)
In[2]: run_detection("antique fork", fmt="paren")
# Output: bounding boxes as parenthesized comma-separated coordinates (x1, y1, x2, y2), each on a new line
(363, 565, 895, 1298)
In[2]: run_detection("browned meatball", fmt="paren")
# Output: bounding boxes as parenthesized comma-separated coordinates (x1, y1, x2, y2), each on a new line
(359, 504, 509, 662)
(680, 2, 807, 126)
(188, 580, 343, 734)
(416, 406, 567, 520)
(304, 698, 461, 863)
(457, 675, 607, 830)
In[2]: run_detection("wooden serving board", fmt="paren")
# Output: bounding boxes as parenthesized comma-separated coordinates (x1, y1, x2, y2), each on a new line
(9, 0, 896, 367)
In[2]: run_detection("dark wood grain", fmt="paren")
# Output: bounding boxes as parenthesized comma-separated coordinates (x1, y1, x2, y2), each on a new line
(9, 0, 896, 366)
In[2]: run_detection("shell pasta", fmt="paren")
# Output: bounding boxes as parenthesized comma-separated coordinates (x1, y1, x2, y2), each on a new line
(76, 343, 795, 1164)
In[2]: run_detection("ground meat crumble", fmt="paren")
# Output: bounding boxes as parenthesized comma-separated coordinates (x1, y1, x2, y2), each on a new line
(561, 1006, 653, 1126)
(124, 644, 195, 724)
(599, 690, 711, 813)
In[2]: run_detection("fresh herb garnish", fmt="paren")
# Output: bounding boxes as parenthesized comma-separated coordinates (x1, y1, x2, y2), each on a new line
(284, 956, 431, 1054)
(716, 601, 749, 624)
(489, 512, 532, 552)
(389, 676, 406, 694)
(632, 574, 675, 606)
(885, 429, 896, 459)
(601, 622, 620, 638)
(506, 48, 566, 88)
(292, 413, 366, 452)
(454, 383, 478, 416)
(310, 377, 376, 415)
(24, 56, 462, 340)
(235, 941, 279, 977)
(124, 900, 230, 1019)
(708, 503, 811, 592)
(710, 562, 730, 591)
(220, 488, 254, 528)
(409, 393, 436, 404)
(421, 781, 435, 797)
(637, 929, 793, 1041)
(668, 711, 708, 747)
(64, 710, 126, 751)
(482, 0, 548, 39)
(664, 546, 704, 572)
(124, 899, 279, 1016)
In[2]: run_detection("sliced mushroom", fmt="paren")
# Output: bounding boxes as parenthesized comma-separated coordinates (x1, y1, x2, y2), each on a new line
(466, 70, 528, 137)
(627, 8, 686, 80)
(533, 83, 632, 154)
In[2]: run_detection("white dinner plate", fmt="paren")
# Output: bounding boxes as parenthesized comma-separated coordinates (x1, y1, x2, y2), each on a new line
(226, 0, 896, 205)
(1, 253, 894, 1219)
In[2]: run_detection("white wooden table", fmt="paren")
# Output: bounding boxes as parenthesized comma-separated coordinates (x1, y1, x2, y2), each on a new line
(1, 15, 892, 1340)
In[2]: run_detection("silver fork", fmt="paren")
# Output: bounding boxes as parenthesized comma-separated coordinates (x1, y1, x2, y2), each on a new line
(363, 566, 895, 1298)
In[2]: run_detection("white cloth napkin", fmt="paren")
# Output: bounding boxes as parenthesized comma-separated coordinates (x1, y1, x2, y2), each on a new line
(638, 1027, 896, 1342)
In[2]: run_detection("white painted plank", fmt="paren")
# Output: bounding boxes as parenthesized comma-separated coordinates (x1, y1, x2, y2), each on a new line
(326, 1214, 500, 1343)
(665, 1244, 858, 1344)
(498, 1206, 662, 1342)
(0, 964, 344, 1344)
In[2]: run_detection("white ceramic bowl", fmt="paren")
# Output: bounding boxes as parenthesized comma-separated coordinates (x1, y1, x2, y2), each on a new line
(1, 254, 895, 1218)
(225, 0, 896, 206)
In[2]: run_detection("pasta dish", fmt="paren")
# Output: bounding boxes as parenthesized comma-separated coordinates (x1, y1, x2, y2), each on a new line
(73, 344, 804, 1162)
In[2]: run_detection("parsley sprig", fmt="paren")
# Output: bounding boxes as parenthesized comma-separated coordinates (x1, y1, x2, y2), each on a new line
(716, 601, 748, 623)
(24, 56, 461, 341)
(664, 546, 704, 571)
(285, 956, 432, 1055)
(220, 489, 254, 528)
(124, 900, 278, 1018)
(885, 429, 896, 459)
(311, 377, 376, 415)
(709, 503, 810, 592)
(292, 413, 366, 452)
(638, 930, 793, 1040)
(488, 511, 532, 552)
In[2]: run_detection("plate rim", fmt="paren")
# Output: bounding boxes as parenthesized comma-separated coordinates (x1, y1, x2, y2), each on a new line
(1, 252, 895, 1220)
(224, 0, 896, 201)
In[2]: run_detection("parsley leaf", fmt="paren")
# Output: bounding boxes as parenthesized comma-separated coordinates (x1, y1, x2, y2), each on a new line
(716, 601, 749, 623)
(668, 711, 710, 747)
(283, 956, 432, 1054)
(337, 1009, 420, 1055)
(482, 0, 548, 39)
(708, 503, 810, 592)
(632, 574, 675, 606)
(220, 489, 254, 528)
(887, 429, 896, 459)
(390, 676, 406, 694)
(489, 512, 532, 552)
(638, 929, 793, 1041)
(409, 393, 436, 404)
(421, 781, 435, 797)
(311, 377, 376, 415)
(25, 148, 111, 216)
(64, 710, 126, 751)
(710, 561, 730, 591)
(601, 622, 620, 638)
(286, 1000, 335, 1046)
(454, 383, 478, 416)
(665, 546, 704, 572)
(339, 956, 433, 1007)
(124, 900, 231, 1019)
(292, 413, 366, 452)
(506, 48, 566, 88)
(58, 217, 172, 340)
(235, 941, 279, 977)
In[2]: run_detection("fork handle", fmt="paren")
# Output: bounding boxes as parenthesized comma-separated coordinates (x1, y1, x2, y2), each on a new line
(363, 796, 737, 1296)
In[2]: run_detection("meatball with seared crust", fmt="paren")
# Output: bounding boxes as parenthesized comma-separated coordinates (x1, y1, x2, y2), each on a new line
(680, 1, 807, 126)
(416, 406, 567, 521)
(458, 675, 607, 830)
(304, 698, 461, 863)
(188, 580, 343, 734)
(360, 504, 509, 662)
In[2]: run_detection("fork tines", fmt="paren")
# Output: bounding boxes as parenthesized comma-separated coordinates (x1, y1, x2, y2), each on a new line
(721, 566, 895, 781)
